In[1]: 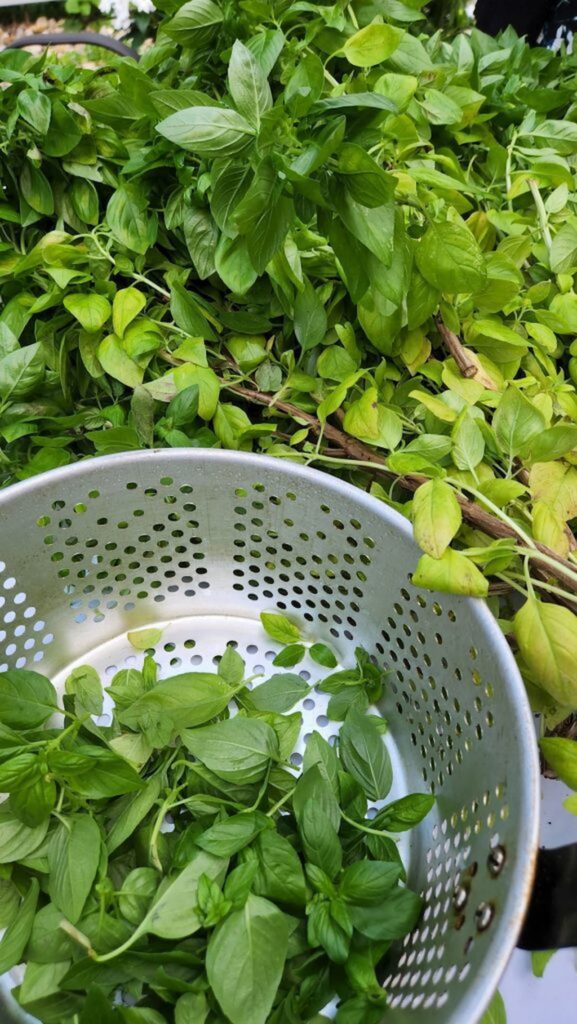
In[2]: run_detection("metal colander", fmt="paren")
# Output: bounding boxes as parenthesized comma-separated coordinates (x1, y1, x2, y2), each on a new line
(0, 450, 539, 1024)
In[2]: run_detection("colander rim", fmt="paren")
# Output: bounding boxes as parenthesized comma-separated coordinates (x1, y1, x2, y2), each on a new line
(0, 448, 540, 1024)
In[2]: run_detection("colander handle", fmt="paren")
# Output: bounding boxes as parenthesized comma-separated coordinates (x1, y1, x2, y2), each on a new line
(517, 844, 577, 950)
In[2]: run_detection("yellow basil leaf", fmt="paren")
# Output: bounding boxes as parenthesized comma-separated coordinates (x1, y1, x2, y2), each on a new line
(412, 479, 462, 559)
(412, 549, 488, 597)
(514, 597, 577, 706)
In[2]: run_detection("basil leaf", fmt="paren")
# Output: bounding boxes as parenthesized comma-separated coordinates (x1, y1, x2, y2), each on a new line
(349, 887, 423, 940)
(118, 867, 158, 925)
(0, 878, 38, 973)
(64, 293, 111, 332)
(0, 878, 21, 929)
(416, 221, 486, 294)
(272, 644, 305, 668)
(206, 894, 290, 1024)
(10, 774, 56, 826)
(27, 903, 78, 964)
(343, 24, 403, 67)
(307, 899, 351, 963)
(302, 731, 340, 793)
(340, 861, 401, 905)
(372, 793, 435, 832)
(196, 811, 270, 857)
(106, 773, 163, 853)
(79, 986, 117, 1024)
(339, 708, 393, 801)
(249, 830, 307, 906)
(175, 992, 209, 1024)
(0, 807, 49, 862)
(249, 673, 310, 712)
(48, 816, 101, 923)
(218, 644, 245, 685)
(156, 106, 256, 157)
(293, 765, 341, 830)
(66, 747, 144, 799)
(260, 612, 301, 644)
(294, 279, 328, 352)
(182, 717, 279, 784)
(0, 669, 57, 728)
(309, 643, 338, 669)
(228, 40, 272, 129)
(64, 666, 103, 717)
(299, 804, 342, 879)
(119, 672, 235, 732)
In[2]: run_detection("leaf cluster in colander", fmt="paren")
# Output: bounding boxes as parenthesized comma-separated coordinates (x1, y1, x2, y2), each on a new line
(0, 615, 433, 1024)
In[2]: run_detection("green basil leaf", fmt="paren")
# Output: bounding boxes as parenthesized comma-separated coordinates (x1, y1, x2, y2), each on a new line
(17, 89, 51, 134)
(206, 893, 290, 1024)
(307, 899, 351, 963)
(302, 731, 340, 793)
(10, 774, 56, 827)
(416, 221, 486, 294)
(106, 774, 163, 853)
(372, 793, 435, 832)
(294, 279, 328, 352)
(106, 185, 157, 255)
(0, 669, 57, 728)
(412, 479, 462, 559)
(183, 205, 218, 280)
(493, 386, 546, 457)
(64, 665, 103, 716)
(118, 867, 158, 925)
(48, 816, 101, 923)
(249, 673, 310, 712)
(196, 811, 269, 857)
(272, 644, 305, 668)
(480, 991, 507, 1024)
(340, 861, 401, 905)
(163, 0, 223, 45)
(339, 708, 392, 801)
(66, 747, 144, 799)
(309, 643, 338, 669)
(249, 829, 307, 906)
(293, 764, 341, 830)
(0, 343, 45, 400)
(343, 24, 403, 67)
(540, 737, 577, 788)
(0, 807, 49, 863)
(119, 672, 234, 732)
(349, 887, 423, 940)
(64, 293, 111, 332)
(299, 803, 342, 878)
(182, 717, 279, 784)
(0, 878, 21, 929)
(112, 288, 146, 338)
(228, 40, 272, 129)
(157, 106, 256, 158)
(260, 612, 301, 644)
(175, 992, 209, 1024)
(0, 878, 38, 973)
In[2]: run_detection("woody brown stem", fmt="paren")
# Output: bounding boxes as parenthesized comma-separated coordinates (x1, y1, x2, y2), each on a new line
(436, 318, 478, 379)
(227, 382, 577, 597)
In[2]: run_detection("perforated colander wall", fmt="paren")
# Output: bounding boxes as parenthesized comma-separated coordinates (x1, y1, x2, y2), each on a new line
(0, 452, 539, 1024)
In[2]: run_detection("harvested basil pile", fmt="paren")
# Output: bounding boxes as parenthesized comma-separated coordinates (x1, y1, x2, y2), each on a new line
(0, 615, 432, 1024)
(2, 7, 577, 760)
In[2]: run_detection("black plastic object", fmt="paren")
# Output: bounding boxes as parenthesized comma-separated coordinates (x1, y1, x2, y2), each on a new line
(474, 0, 552, 42)
(4, 30, 139, 60)
(518, 844, 577, 950)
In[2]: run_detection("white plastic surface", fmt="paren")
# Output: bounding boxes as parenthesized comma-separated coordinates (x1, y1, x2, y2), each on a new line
(501, 778, 577, 1023)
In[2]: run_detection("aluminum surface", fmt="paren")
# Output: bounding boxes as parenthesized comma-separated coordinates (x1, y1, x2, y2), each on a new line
(0, 450, 540, 1023)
